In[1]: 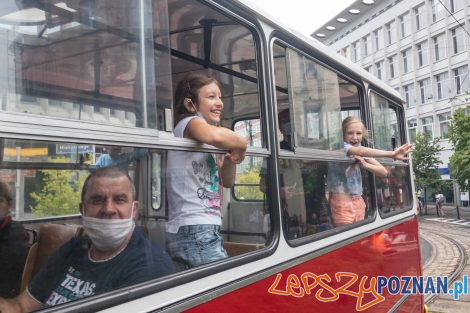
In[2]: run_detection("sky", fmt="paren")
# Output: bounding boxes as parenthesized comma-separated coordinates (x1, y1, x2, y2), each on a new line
(248, 0, 356, 36)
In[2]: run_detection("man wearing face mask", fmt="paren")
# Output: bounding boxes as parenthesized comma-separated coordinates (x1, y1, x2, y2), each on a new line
(0, 167, 174, 312)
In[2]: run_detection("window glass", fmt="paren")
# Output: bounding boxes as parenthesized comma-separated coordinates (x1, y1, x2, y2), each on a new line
(272, 42, 360, 151)
(421, 116, 434, 139)
(439, 112, 452, 139)
(376, 166, 413, 215)
(277, 158, 375, 240)
(166, 150, 270, 247)
(0, 0, 166, 129)
(408, 119, 417, 141)
(370, 93, 393, 151)
(234, 119, 262, 148)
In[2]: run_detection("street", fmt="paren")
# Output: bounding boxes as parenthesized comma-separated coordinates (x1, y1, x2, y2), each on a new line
(419, 206, 470, 313)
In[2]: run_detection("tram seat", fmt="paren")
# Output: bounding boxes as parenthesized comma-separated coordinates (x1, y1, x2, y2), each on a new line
(21, 223, 82, 292)
(223, 242, 263, 257)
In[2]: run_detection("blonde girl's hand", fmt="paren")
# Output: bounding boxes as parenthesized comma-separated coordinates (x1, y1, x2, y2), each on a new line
(353, 155, 366, 165)
(393, 143, 413, 160)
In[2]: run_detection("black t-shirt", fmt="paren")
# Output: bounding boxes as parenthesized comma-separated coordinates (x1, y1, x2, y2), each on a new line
(29, 226, 174, 306)
(0, 218, 29, 298)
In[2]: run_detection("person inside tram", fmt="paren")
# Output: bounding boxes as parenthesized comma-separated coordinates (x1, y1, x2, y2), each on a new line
(94, 146, 148, 171)
(259, 109, 306, 238)
(0, 167, 174, 312)
(326, 116, 412, 226)
(277, 109, 292, 150)
(0, 181, 30, 298)
(165, 72, 247, 269)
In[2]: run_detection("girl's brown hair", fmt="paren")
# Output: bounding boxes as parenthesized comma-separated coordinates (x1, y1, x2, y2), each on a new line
(173, 72, 221, 124)
(342, 116, 369, 142)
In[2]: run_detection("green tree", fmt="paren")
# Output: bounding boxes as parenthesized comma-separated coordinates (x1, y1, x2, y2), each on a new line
(412, 132, 443, 213)
(448, 108, 470, 192)
(30, 170, 86, 217)
(234, 169, 264, 200)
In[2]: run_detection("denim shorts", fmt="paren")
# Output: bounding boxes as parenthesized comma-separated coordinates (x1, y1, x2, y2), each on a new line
(166, 225, 228, 269)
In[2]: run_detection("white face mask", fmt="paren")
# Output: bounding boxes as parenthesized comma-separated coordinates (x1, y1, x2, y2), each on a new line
(82, 203, 135, 252)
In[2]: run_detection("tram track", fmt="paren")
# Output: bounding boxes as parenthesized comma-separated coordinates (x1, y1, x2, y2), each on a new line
(419, 221, 469, 307)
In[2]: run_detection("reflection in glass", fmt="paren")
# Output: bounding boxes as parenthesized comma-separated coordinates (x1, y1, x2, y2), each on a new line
(0, 0, 169, 129)
(277, 158, 378, 241)
(376, 166, 413, 214)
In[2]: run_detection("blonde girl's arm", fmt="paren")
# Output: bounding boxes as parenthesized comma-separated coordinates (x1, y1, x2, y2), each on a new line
(348, 143, 412, 160)
(355, 156, 388, 177)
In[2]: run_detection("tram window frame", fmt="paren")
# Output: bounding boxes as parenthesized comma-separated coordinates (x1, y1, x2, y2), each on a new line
(0, 0, 277, 310)
(368, 89, 414, 217)
(271, 39, 383, 244)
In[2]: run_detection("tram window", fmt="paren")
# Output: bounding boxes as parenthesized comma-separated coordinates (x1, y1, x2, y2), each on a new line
(376, 166, 413, 214)
(151, 153, 163, 211)
(370, 92, 413, 215)
(272, 42, 361, 151)
(234, 119, 262, 148)
(0, 0, 170, 129)
(165, 150, 270, 263)
(276, 158, 374, 240)
(370, 93, 403, 150)
(233, 156, 265, 201)
(168, 0, 261, 138)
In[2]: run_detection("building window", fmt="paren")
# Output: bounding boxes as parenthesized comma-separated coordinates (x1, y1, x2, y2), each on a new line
(388, 55, 397, 79)
(454, 65, 470, 95)
(414, 4, 426, 31)
(431, 0, 445, 23)
(400, 13, 411, 38)
(374, 27, 383, 51)
(408, 119, 417, 141)
(362, 35, 371, 57)
(435, 72, 449, 100)
(375, 61, 383, 79)
(421, 116, 434, 139)
(439, 112, 452, 139)
(433, 34, 446, 62)
(386, 21, 396, 45)
(403, 83, 416, 108)
(452, 27, 466, 54)
(402, 48, 413, 73)
(419, 78, 431, 104)
(449, 0, 465, 12)
(351, 42, 358, 62)
(417, 41, 429, 67)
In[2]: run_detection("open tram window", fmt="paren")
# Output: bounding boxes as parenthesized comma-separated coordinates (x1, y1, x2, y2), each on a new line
(370, 92, 413, 215)
(272, 41, 388, 242)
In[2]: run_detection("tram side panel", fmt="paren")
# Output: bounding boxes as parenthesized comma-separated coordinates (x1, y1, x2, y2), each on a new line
(186, 218, 423, 312)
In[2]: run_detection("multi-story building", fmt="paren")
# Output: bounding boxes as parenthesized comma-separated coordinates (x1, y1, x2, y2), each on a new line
(312, 0, 469, 206)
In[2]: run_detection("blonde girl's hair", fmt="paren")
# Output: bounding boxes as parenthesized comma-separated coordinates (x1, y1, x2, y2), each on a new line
(342, 116, 369, 142)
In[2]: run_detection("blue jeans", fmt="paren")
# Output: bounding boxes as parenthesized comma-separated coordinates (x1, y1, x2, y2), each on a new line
(166, 225, 228, 269)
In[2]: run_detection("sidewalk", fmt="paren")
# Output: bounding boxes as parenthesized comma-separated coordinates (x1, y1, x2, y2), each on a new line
(419, 204, 470, 220)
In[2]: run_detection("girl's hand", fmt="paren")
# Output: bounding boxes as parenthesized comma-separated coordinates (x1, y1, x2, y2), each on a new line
(393, 143, 412, 160)
(224, 148, 246, 164)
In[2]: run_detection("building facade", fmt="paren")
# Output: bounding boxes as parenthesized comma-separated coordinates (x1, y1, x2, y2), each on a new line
(313, 0, 469, 205)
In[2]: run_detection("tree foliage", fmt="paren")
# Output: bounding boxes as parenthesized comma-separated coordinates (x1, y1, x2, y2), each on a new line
(234, 169, 264, 200)
(30, 170, 87, 217)
(412, 132, 443, 192)
(448, 108, 470, 192)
